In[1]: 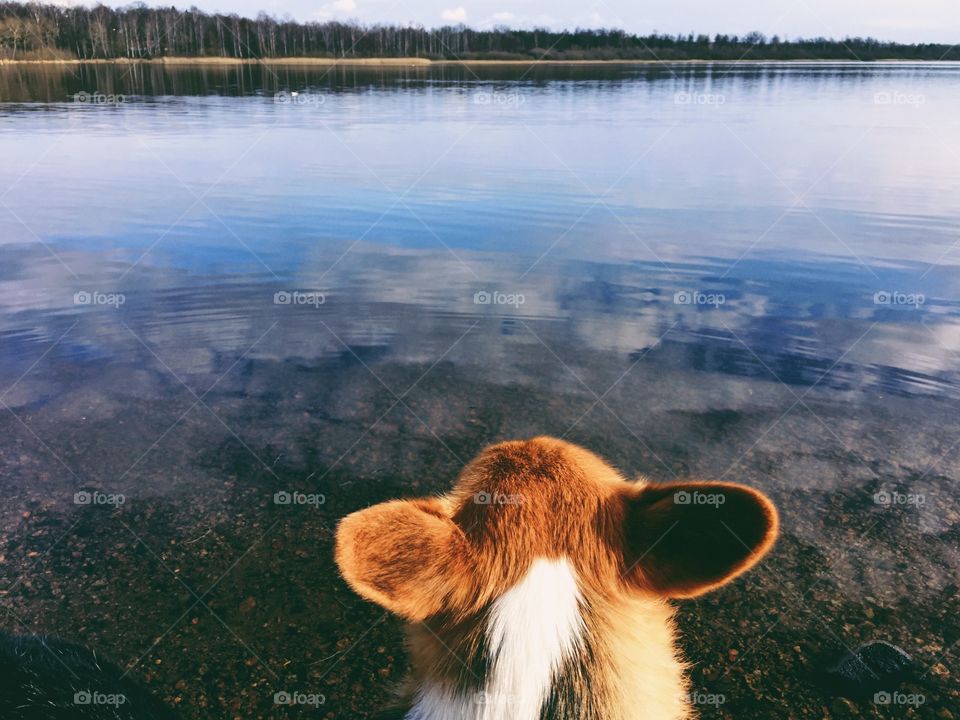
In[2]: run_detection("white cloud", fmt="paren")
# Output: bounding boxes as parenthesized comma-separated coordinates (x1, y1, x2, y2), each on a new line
(313, 0, 356, 19)
(441, 6, 468, 22)
(492, 11, 514, 22)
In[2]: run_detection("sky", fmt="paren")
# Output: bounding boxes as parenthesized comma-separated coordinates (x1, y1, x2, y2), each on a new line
(115, 0, 960, 44)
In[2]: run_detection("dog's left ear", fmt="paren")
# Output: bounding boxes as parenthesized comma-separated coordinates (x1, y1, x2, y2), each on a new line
(619, 481, 778, 598)
(335, 498, 470, 621)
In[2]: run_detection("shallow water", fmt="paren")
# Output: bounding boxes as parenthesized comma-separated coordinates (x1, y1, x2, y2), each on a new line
(1, 62, 958, 718)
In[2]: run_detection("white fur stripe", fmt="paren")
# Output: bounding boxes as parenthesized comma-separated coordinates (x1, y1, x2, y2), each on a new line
(407, 558, 584, 720)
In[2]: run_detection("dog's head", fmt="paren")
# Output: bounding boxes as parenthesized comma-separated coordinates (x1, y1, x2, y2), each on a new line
(335, 436, 778, 621)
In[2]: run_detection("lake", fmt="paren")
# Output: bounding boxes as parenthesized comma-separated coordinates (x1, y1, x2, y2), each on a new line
(0, 61, 958, 718)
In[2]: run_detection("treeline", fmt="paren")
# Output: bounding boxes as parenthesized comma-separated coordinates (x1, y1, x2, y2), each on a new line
(1, 1, 958, 61)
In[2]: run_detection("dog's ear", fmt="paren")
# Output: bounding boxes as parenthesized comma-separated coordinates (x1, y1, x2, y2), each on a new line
(335, 498, 470, 621)
(620, 482, 778, 598)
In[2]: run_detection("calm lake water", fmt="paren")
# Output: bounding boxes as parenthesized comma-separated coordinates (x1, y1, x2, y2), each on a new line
(1, 62, 958, 718)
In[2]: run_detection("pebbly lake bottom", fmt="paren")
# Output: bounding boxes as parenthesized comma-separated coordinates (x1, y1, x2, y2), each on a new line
(1, 284, 958, 718)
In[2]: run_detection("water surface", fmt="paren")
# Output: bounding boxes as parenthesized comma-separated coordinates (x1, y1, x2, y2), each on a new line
(1, 62, 958, 718)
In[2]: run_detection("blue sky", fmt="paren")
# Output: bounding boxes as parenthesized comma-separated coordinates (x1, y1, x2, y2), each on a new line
(108, 0, 960, 43)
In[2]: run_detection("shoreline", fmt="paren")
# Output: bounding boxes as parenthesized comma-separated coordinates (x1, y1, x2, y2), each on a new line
(2, 56, 958, 67)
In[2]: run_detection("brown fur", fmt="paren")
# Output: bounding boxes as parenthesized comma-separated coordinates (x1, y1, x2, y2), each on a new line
(336, 437, 779, 719)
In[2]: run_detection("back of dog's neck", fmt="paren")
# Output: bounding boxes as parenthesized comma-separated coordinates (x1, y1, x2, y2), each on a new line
(403, 558, 692, 720)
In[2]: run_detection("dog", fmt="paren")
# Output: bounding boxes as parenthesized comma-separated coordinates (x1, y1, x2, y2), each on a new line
(336, 436, 778, 720)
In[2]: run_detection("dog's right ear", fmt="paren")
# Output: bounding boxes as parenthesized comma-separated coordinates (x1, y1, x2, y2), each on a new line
(335, 498, 470, 621)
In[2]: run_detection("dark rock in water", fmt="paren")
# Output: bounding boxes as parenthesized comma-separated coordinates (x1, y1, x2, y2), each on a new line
(825, 641, 915, 695)
(0, 632, 180, 719)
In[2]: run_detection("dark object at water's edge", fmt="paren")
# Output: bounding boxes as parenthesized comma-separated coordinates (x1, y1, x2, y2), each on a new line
(825, 640, 916, 696)
(0, 632, 179, 719)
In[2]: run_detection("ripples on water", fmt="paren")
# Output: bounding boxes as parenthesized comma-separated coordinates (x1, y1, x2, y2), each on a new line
(3, 63, 960, 396)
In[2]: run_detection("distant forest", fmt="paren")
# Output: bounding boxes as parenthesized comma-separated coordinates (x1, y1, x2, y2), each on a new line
(1, 2, 959, 61)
